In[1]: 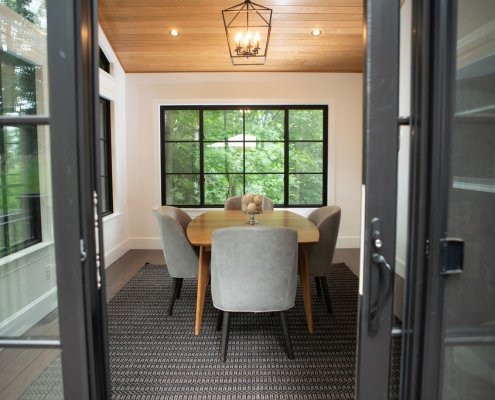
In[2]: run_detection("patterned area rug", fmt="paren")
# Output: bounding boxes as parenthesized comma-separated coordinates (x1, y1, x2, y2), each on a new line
(21, 263, 401, 399)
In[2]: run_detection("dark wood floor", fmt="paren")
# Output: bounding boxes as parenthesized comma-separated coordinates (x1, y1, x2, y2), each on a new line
(0, 248, 359, 399)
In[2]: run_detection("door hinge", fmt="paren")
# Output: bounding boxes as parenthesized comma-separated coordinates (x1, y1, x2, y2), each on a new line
(94, 191, 102, 289)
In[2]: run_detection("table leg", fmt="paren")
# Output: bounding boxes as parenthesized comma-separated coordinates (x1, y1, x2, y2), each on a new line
(195, 246, 210, 335)
(299, 244, 314, 333)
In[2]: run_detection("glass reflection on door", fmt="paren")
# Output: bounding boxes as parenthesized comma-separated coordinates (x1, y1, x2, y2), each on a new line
(441, 0, 495, 398)
(0, 1, 64, 398)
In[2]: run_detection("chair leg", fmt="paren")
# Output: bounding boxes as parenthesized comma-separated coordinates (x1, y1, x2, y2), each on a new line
(175, 278, 183, 299)
(315, 276, 322, 297)
(278, 311, 294, 360)
(320, 276, 333, 314)
(167, 278, 178, 316)
(216, 310, 223, 331)
(220, 312, 231, 362)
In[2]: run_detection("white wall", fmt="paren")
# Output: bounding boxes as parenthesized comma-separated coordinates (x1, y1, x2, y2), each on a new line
(125, 72, 363, 250)
(99, 27, 131, 267)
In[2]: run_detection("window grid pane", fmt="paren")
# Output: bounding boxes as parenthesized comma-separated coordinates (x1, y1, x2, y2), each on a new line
(161, 106, 327, 207)
(99, 97, 112, 216)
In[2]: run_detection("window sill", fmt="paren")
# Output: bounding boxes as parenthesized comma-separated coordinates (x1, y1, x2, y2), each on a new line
(0, 241, 54, 268)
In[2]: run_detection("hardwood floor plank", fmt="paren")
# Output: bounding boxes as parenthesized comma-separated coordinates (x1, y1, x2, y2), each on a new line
(333, 248, 360, 277)
(105, 249, 165, 302)
(0, 349, 60, 400)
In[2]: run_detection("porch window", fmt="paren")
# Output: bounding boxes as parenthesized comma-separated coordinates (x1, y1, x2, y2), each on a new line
(99, 97, 112, 216)
(160, 106, 328, 207)
(0, 51, 41, 256)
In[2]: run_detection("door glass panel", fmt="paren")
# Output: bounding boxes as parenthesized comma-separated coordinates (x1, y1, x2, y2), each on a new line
(0, 347, 63, 399)
(0, 2, 64, 399)
(441, 1, 495, 398)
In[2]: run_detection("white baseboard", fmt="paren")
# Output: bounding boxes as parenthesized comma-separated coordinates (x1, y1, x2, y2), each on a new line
(131, 236, 360, 250)
(104, 239, 132, 268)
(336, 236, 360, 249)
(0, 287, 58, 337)
(395, 256, 406, 278)
(130, 237, 162, 250)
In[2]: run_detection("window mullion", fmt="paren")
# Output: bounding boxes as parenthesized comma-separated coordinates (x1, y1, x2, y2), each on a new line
(200, 108, 205, 206)
(242, 110, 246, 195)
(284, 108, 289, 207)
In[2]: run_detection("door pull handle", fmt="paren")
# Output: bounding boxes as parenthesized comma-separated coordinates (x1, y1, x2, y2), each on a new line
(368, 218, 395, 336)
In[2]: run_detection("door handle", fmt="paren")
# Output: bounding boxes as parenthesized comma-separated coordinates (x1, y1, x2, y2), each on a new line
(368, 218, 394, 336)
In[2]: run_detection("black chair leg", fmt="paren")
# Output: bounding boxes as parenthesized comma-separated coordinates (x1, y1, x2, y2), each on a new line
(320, 276, 333, 314)
(175, 278, 183, 299)
(167, 278, 178, 316)
(278, 311, 294, 360)
(315, 276, 322, 297)
(216, 310, 224, 331)
(220, 311, 231, 362)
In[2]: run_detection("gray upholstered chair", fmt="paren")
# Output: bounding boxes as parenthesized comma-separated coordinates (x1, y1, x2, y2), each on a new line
(211, 226, 298, 362)
(306, 206, 341, 314)
(224, 195, 274, 211)
(156, 206, 199, 316)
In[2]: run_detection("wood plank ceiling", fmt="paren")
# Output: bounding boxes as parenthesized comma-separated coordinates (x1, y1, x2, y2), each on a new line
(98, 0, 364, 73)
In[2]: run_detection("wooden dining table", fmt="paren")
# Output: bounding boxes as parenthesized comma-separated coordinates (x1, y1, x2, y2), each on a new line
(186, 210, 320, 335)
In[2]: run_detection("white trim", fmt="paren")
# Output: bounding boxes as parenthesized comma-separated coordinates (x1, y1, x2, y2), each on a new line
(395, 256, 406, 278)
(453, 176, 495, 194)
(0, 287, 57, 336)
(457, 20, 495, 71)
(0, 241, 53, 269)
(130, 235, 359, 251)
(359, 184, 366, 295)
(152, 99, 337, 209)
(104, 238, 131, 268)
(0, 4, 46, 65)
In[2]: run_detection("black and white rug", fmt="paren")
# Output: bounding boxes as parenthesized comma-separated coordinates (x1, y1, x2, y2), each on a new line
(21, 263, 401, 399)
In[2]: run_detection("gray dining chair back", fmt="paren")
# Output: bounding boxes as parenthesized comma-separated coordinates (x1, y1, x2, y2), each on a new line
(307, 205, 341, 314)
(156, 206, 199, 315)
(224, 195, 274, 211)
(211, 226, 298, 361)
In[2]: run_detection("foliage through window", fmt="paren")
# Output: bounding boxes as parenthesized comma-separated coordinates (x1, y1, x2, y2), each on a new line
(99, 97, 112, 216)
(0, 50, 41, 256)
(160, 106, 327, 207)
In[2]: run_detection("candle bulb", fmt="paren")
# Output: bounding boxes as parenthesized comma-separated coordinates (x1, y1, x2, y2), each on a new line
(246, 30, 252, 50)
(235, 31, 242, 49)
(253, 31, 260, 49)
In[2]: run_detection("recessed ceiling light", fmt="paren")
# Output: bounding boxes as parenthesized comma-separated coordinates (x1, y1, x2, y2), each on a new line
(311, 29, 322, 36)
(169, 30, 180, 37)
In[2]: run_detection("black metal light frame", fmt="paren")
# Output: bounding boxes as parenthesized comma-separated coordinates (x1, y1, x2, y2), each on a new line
(222, 0, 272, 66)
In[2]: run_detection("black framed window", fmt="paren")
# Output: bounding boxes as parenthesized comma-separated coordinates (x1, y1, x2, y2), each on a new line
(99, 97, 112, 216)
(99, 48, 110, 73)
(160, 106, 328, 207)
(0, 51, 41, 256)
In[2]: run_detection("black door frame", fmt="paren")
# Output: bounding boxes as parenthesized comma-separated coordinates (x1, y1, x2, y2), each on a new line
(47, 0, 110, 397)
(355, 0, 400, 397)
(400, 0, 459, 398)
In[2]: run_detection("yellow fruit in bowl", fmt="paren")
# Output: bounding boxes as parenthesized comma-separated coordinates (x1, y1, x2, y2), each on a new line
(253, 195, 263, 206)
(247, 202, 257, 212)
(244, 193, 253, 205)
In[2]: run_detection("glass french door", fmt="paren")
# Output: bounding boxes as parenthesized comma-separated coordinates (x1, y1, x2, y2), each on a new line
(415, 0, 495, 398)
(0, 0, 109, 399)
(357, 0, 495, 398)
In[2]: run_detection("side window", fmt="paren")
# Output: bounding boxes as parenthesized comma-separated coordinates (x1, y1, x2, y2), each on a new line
(99, 48, 110, 73)
(99, 97, 112, 216)
(0, 51, 42, 256)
